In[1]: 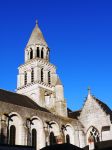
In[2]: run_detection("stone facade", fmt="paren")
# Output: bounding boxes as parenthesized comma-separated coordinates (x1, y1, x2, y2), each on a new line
(0, 22, 112, 150)
(0, 99, 83, 150)
(79, 93, 112, 145)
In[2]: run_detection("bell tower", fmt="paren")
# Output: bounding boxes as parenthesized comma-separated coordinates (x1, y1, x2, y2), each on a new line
(17, 21, 67, 117)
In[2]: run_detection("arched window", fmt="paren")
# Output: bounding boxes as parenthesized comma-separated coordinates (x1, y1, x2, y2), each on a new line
(66, 134, 70, 143)
(41, 48, 44, 59)
(37, 47, 39, 57)
(24, 72, 27, 85)
(9, 125, 16, 145)
(31, 68, 34, 83)
(49, 132, 56, 145)
(48, 71, 51, 84)
(88, 126, 100, 143)
(32, 129, 37, 147)
(41, 68, 43, 82)
(30, 49, 33, 59)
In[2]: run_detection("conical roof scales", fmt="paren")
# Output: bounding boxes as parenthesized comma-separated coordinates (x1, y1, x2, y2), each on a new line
(27, 22, 48, 47)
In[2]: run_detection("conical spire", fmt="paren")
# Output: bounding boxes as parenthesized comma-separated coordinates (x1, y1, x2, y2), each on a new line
(27, 20, 48, 47)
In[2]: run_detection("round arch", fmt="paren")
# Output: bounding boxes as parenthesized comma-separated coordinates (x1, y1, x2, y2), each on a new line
(8, 112, 24, 145)
(64, 124, 75, 145)
(30, 116, 45, 150)
(49, 121, 60, 137)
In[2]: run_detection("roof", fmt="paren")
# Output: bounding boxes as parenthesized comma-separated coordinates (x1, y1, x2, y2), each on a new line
(27, 21, 48, 47)
(56, 77, 62, 85)
(68, 109, 81, 119)
(93, 96, 112, 122)
(0, 89, 49, 112)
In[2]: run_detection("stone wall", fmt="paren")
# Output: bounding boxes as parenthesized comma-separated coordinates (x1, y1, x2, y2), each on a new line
(0, 100, 82, 150)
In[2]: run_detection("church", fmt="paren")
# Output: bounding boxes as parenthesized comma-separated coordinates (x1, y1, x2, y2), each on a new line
(0, 21, 112, 150)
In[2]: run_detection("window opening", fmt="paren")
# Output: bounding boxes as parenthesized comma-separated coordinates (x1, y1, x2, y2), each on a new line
(30, 49, 33, 59)
(41, 68, 43, 82)
(31, 68, 34, 83)
(37, 47, 39, 57)
(48, 71, 51, 84)
(25, 72, 27, 85)
(66, 134, 70, 143)
(88, 127, 100, 143)
(49, 132, 56, 145)
(41, 48, 44, 58)
(9, 125, 16, 145)
(32, 129, 37, 147)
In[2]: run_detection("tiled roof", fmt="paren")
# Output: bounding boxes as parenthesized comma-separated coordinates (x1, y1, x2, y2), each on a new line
(93, 96, 112, 122)
(0, 89, 49, 112)
(68, 108, 81, 119)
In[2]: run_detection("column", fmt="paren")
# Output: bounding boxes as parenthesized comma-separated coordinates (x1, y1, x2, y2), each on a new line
(34, 67, 38, 82)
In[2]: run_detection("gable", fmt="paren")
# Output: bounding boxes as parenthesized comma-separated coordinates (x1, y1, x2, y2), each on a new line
(79, 95, 112, 131)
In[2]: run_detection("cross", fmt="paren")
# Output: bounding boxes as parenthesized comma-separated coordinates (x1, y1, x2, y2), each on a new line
(36, 20, 38, 25)
(88, 86, 91, 95)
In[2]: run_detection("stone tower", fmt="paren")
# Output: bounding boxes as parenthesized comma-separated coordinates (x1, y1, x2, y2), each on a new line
(17, 21, 67, 117)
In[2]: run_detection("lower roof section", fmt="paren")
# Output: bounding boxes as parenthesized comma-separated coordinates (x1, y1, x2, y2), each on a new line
(0, 89, 49, 113)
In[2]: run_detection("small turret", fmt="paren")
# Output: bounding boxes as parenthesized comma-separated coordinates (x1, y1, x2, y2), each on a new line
(55, 77, 67, 117)
(55, 77, 64, 100)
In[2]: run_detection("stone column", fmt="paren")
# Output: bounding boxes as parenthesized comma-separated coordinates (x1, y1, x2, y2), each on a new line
(43, 48, 47, 60)
(33, 46, 36, 58)
(20, 73, 25, 87)
(34, 67, 38, 82)
(1, 115, 7, 144)
(25, 50, 28, 62)
(37, 67, 41, 82)
(44, 70, 48, 84)
(17, 74, 20, 88)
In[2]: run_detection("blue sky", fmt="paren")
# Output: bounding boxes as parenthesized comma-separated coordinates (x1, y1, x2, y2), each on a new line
(0, 0, 112, 110)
